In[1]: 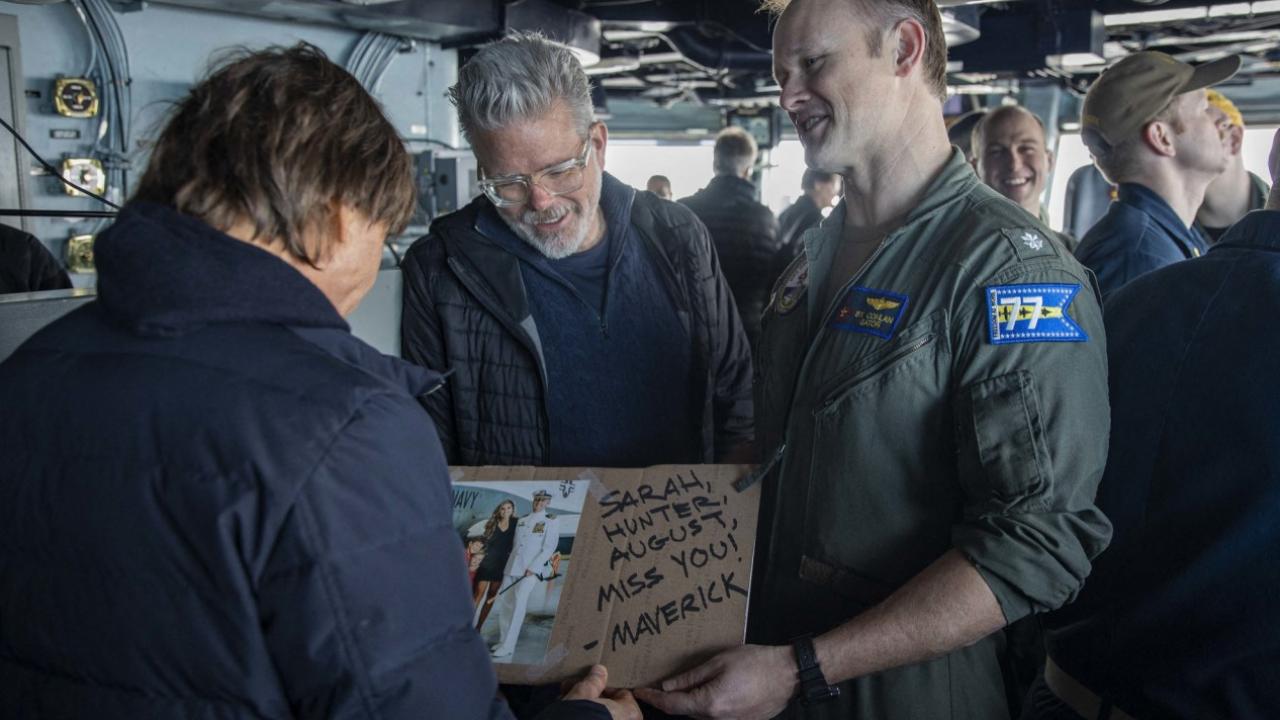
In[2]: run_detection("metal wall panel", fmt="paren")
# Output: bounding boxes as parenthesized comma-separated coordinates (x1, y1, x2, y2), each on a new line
(0, 15, 30, 233)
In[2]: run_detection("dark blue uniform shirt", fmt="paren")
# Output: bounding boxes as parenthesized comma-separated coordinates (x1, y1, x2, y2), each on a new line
(1045, 209, 1280, 719)
(1074, 183, 1208, 300)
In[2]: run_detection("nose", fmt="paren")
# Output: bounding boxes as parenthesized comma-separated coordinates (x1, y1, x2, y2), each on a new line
(526, 182, 557, 212)
(779, 77, 809, 116)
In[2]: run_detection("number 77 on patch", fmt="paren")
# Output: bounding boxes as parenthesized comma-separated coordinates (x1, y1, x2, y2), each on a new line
(985, 283, 1088, 345)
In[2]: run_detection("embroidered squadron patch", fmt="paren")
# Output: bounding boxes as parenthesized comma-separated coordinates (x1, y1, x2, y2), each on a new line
(985, 283, 1088, 344)
(830, 286, 909, 340)
(775, 262, 809, 315)
(533, 522, 545, 534)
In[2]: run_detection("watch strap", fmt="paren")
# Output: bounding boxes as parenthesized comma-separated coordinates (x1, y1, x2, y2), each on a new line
(791, 635, 840, 705)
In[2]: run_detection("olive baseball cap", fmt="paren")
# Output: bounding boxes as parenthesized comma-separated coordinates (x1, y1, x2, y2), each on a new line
(1081, 51, 1240, 152)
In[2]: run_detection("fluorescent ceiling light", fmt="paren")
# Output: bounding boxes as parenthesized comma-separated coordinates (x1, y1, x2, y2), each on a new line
(942, 11, 980, 46)
(1106, 1, 1280, 27)
(946, 84, 1013, 95)
(1047, 51, 1108, 68)
(569, 46, 601, 67)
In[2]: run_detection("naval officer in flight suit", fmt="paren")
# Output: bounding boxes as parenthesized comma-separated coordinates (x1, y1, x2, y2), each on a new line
(637, 1, 1111, 718)
(492, 490, 562, 659)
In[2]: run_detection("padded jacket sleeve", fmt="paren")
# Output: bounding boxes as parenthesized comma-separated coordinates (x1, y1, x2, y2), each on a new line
(255, 390, 510, 719)
(693, 216, 755, 459)
(400, 243, 461, 463)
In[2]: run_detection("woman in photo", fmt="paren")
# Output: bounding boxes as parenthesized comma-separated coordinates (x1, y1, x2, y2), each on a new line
(473, 499, 516, 629)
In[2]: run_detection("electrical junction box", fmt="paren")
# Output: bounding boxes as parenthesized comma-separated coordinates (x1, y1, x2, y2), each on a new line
(66, 234, 95, 274)
(61, 158, 106, 197)
(54, 78, 99, 118)
(416, 149, 479, 220)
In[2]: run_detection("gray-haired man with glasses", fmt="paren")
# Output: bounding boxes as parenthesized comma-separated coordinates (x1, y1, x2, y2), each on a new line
(400, 32, 753, 470)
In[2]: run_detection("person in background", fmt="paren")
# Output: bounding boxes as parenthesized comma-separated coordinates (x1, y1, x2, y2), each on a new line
(1195, 89, 1269, 243)
(401, 32, 752, 469)
(777, 169, 841, 251)
(0, 223, 72, 294)
(645, 174, 673, 200)
(972, 105, 1077, 252)
(1025, 127, 1280, 720)
(680, 125, 781, 346)
(947, 108, 987, 162)
(1074, 51, 1239, 299)
(638, 1, 1110, 718)
(0, 43, 634, 720)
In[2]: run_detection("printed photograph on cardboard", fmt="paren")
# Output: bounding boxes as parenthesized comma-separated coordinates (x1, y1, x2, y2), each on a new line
(453, 479, 587, 665)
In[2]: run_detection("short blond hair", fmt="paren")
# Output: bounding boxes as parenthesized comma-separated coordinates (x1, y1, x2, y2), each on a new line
(761, 0, 948, 100)
(1206, 89, 1244, 129)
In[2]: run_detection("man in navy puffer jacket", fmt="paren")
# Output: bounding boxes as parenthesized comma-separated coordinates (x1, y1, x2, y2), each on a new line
(0, 44, 634, 720)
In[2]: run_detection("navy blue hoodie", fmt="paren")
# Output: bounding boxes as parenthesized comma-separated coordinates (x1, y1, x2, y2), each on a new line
(0, 203, 605, 720)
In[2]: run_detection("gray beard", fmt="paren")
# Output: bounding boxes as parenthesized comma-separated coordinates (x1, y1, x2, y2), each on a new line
(500, 206, 589, 260)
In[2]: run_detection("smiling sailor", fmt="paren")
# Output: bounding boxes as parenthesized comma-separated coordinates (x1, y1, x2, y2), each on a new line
(636, 1, 1112, 719)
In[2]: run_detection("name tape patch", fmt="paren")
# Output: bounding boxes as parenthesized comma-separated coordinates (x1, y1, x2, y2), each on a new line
(985, 283, 1087, 344)
(831, 286, 909, 340)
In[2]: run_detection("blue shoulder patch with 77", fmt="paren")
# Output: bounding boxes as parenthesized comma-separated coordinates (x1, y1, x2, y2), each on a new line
(985, 283, 1087, 345)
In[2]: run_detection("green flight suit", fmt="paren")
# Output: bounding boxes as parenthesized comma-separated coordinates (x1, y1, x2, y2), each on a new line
(748, 150, 1112, 719)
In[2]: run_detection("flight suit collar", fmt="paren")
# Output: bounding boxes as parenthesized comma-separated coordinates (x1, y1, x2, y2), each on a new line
(801, 149, 979, 325)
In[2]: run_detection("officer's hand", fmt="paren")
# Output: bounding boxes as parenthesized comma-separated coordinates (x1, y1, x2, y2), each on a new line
(633, 644, 797, 720)
(561, 665, 641, 720)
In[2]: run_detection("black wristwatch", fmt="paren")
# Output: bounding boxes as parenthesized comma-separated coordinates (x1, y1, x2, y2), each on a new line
(791, 634, 840, 705)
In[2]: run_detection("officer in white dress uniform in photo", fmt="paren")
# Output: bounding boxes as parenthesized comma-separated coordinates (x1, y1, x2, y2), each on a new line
(491, 490, 561, 658)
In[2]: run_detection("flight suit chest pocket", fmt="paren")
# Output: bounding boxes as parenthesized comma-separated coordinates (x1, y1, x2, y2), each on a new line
(799, 310, 953, 595)
(813, 309, 946, 416)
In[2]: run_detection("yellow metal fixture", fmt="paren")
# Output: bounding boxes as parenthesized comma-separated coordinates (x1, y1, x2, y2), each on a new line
(54, 77, 99, 118)
(66, 234, 95, 274)
(61, 157, 106, 197)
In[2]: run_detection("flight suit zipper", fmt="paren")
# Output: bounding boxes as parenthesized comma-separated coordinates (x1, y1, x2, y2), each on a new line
(813, 333, 937, 416)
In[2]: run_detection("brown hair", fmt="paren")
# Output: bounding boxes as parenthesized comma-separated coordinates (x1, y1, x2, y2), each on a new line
(132, 43, 415, 266)
(761, 0, 948, 101)
(483, 500, 516, 540)
(713, 125, 758, 176)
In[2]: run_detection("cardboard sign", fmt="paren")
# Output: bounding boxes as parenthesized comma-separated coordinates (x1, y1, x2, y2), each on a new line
(450, 465, 759, 688)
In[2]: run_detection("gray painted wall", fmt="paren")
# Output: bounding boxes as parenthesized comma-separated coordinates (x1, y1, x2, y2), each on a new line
(0, 2, 459, 287)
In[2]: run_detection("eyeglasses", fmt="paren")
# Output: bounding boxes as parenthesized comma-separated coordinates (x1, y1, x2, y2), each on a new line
(479, 138, 594, 207)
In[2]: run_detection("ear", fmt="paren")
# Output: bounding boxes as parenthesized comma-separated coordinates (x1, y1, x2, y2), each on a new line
(1229, 125, 1244, 156)
(892, 17, 928, 82)
(591, 121, 609, 171)
(1045, 147, 1056, 173)
(301, 200, 348, 268)
(1141, 119, 1177, 159)
(333, 202, 357, 248)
